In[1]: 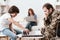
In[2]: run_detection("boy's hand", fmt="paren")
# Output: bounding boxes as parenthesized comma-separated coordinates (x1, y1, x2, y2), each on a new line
(24, 29, 30, 34)
(12, 30, 16, 34)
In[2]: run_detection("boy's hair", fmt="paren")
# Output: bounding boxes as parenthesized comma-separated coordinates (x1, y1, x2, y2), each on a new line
(8, 6, 19, 14)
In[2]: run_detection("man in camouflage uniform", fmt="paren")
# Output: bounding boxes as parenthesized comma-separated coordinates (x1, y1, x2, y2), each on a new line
(42, 3, 60, 40)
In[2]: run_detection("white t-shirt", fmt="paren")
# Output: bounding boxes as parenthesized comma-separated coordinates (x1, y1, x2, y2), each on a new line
(0, 13, 11, 31)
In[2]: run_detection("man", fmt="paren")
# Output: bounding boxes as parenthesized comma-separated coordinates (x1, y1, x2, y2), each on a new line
(42, 3, 60, 40)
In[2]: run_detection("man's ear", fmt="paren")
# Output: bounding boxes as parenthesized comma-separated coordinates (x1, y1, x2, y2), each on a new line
(49, 8, 52, 12)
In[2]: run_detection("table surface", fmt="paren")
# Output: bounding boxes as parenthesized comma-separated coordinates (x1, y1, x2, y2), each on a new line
(0, 34, 44, 38)
(17, 34, 44, 39)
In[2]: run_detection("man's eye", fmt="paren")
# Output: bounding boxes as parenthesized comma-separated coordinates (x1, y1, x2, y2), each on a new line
(44, 11, 46, 12)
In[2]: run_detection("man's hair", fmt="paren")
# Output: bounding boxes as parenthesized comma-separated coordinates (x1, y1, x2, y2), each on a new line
(43, 3, 55, 25)
(8, 6, 19, 14)
(43, 3, 54, 12)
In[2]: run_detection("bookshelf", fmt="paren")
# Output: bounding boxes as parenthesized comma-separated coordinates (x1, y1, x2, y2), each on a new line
(0, 5, 9, 16)
(0, 0, 9, 16)
(56, 0, 60, 11)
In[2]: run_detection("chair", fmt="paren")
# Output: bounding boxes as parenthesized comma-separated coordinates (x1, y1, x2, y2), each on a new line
(51, 19, 60, 40)
(0, 32, 8, 40)
(55, 19, 60, 40)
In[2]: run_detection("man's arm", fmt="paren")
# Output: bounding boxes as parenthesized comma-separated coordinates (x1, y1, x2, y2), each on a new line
(9, 23, 16, 34)
(49, 10, 60, 29)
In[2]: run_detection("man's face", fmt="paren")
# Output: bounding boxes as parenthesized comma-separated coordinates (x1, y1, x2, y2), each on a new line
(43, 7, 49, 16)
(43, 7, 52, 17)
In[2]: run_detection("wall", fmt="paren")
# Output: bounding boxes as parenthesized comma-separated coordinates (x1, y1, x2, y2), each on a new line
(8, 0, 56, 20)
(0, 0, 56, 29)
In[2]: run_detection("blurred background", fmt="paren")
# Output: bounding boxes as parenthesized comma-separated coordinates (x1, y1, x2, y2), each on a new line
(0, 0, 59, 31)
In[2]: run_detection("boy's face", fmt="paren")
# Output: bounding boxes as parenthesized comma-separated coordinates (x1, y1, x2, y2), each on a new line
(43, 7, 52, 17)
(10, 13, 17, 17)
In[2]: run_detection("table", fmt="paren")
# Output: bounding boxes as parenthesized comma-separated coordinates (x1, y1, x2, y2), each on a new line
(18, 35, 44, 40)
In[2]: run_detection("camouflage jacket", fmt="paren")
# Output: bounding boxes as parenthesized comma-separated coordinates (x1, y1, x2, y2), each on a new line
(44, 10, 60, 37)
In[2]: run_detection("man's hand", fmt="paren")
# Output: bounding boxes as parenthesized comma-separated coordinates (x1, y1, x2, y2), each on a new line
(41, 28, 45, 34)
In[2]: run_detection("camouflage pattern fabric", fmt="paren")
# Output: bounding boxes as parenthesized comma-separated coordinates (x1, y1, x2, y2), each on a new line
(43, 10, 60, 40)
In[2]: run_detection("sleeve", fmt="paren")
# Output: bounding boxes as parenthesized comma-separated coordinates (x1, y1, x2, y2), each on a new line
(4, 13, 11, 19)
(34, 14, 37, 20)
(49, 10, 60, 29)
